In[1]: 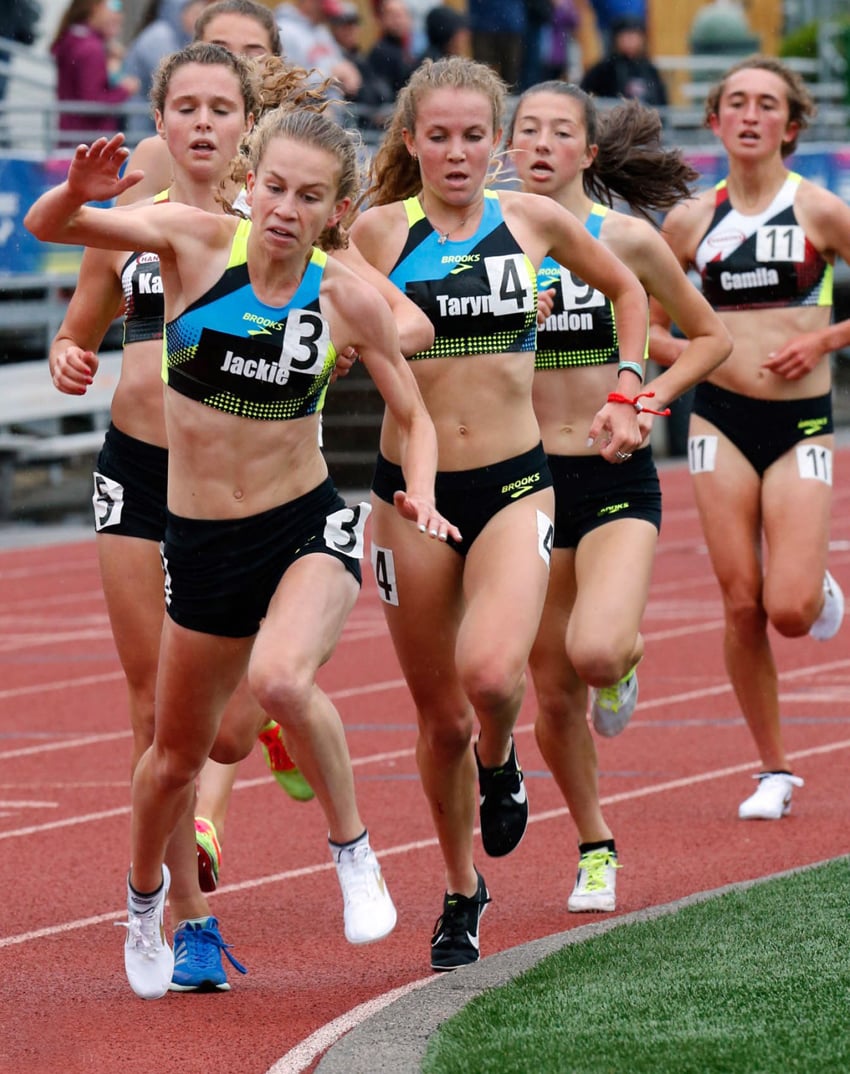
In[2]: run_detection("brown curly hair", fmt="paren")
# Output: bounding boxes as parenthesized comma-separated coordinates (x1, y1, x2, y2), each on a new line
(150, 42, 260, 120)
(703, 55, 816, 159)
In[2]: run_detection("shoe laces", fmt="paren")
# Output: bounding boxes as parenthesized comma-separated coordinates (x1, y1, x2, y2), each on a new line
(477, 742, 521, 797)
(117, 906, 164, 959)
(594, 667, 636, 713)
(594, 682, 621, 713)
(337, 843, 383, 903)
(433, 881, 490, 940)
(578, 849, 619, 893)
(175, 921, 247, 975)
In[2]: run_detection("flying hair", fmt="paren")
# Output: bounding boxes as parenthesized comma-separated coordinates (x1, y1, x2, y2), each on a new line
(508, 82, 697, 221)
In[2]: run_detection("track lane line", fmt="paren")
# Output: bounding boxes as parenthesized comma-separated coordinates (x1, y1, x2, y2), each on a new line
(3, 734, 850, 951)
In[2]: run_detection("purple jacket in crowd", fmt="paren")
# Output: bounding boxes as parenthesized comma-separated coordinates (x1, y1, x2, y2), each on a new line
(51, 23, 130, 137)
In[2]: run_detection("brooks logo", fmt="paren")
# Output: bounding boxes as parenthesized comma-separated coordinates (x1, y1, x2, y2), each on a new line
(797, 417, 828, 436)
(598, 502, 629, 517)
(502, 473, 540, 498)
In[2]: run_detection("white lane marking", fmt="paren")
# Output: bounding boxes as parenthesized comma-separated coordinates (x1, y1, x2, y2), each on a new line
(264, 978, 434, 1074)
(0, 800, 57, 809)
(262, 741, 850, 1073)
(1, 657, 849, 833)
(3, 734, 850, 951)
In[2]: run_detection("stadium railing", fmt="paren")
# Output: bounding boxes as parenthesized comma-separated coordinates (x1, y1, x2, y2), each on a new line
(0, 350, 120, 519)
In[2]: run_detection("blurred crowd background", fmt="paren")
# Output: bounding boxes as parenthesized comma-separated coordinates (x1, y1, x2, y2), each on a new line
(2, 0, 848, 152)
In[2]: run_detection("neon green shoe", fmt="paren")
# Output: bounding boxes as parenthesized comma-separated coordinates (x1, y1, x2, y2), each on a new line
(568, 847, 620, 912)
(590, 660, 641, 738)
(258, 722, 315, 802)
(195, 816, 222, 893)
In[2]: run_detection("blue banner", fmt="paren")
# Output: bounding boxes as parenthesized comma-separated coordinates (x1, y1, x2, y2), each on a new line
(0, 156, 93, 277)
(685, 144, 842, 194)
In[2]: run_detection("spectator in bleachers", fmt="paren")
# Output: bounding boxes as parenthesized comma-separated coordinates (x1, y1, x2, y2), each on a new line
(50, 0, 140, 143)
(419, 4, 469, 63)
(519, 0, 553, 92)
(539, 0, 579, 82)
(587, 0, 645, 50)
(156, 0, 200, 33)
(275, 0, 362, 100)
(367, 0, 416, 97)
(122, 0, 210, 135)
(0, 0, 42, 103)
(579, 14, 667, 106)
(326, 1, 393, 127)
(467, 0, 526, 90)
(688, 0, 760, 59)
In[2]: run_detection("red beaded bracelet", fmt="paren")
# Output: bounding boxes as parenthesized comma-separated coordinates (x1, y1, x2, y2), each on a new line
(607, 391, 671, 417)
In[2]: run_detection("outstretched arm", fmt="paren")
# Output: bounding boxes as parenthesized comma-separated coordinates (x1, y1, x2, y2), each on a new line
(25, 135, 146, 246)
(626, 225, 731, 417)
(25, 133, 226, 310)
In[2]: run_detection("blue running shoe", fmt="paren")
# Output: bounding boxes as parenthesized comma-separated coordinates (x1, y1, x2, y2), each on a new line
(169, 917, 247, 993)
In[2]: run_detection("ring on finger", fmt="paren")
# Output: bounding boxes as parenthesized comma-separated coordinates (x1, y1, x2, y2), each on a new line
(615, 450, 632, 460)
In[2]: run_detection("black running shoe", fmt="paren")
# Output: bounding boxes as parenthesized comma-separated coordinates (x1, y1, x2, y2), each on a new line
(430, 870, 490, 972)
(476, 737, 528, 857)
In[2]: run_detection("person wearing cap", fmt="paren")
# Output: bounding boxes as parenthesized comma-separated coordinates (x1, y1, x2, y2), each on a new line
(326, 0, 394, 125)
(419, 4, 469, 62)
(579, 14, 667, 106)
(367, 0, 417, 97)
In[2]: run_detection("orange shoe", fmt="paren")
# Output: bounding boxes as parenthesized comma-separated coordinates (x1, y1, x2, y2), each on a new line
(258, 721, 315, 802)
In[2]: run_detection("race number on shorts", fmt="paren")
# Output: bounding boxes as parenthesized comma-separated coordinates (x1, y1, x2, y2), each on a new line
(92, 472, 124, 530)
(796, 443, 832, 485)
(371, 543, 398, 606)
(537, 509, 553, 566)
(688, 435, 718, 474)
(324, 501, 371, 559)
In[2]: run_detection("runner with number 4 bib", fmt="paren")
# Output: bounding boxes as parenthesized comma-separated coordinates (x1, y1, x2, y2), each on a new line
(351, 57, 649, 971)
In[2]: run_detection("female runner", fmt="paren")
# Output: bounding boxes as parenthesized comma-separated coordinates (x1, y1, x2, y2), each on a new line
(351, 56, 650, 970)
(508, 84, 730, 910)
(651, 56, 847, 821)
(28, 105, 457, 998)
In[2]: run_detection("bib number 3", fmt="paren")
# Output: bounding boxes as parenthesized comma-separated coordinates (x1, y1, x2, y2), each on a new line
(324, 501, 372, 558)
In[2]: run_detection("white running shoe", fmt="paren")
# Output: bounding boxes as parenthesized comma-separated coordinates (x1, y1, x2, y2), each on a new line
(121, 865, 174, 1000)
(332, 840, 397, 945)
(568, 848, 620, 913)
(809, 571, 844, 641)
(591, 663, 640, 738)
(738, 772, 804, 820)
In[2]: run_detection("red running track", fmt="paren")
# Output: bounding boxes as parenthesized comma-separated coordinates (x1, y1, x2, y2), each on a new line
(1, 455, 848, 1074)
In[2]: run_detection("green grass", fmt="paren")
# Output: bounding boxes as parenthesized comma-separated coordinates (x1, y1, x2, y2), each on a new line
(422, 860, 850, 1074)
